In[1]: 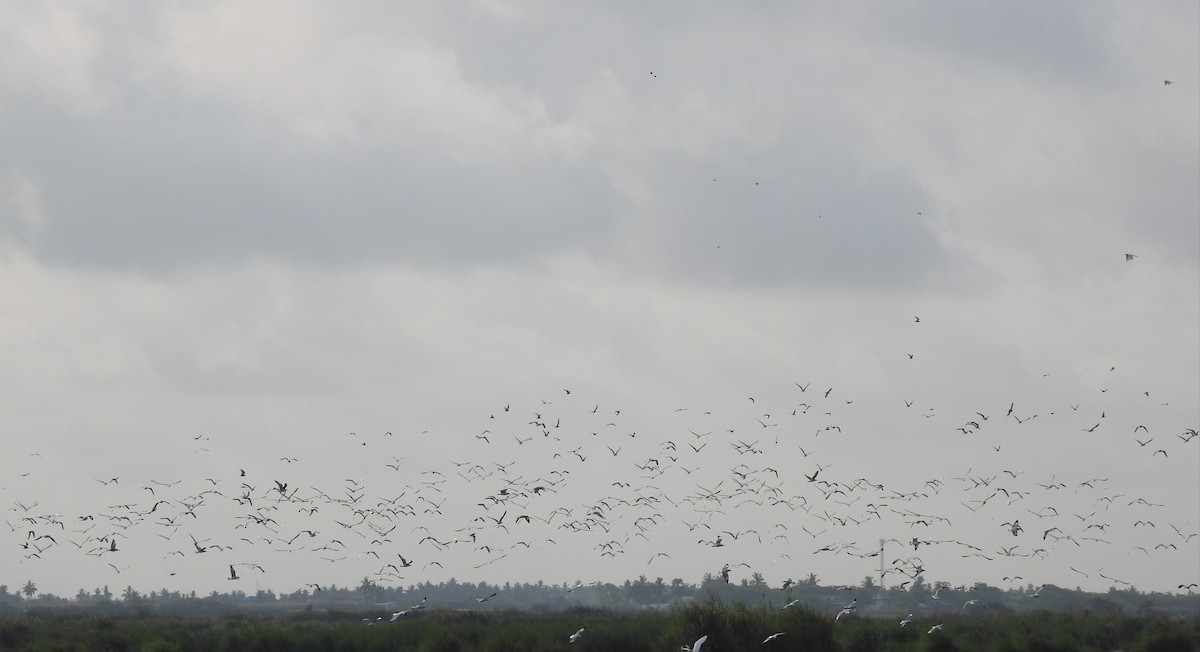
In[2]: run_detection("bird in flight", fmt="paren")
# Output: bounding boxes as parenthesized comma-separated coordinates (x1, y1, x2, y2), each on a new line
(681, 634, 708, 651)
(569, 627, 585, 643)
(1125, 253, 1137, 261)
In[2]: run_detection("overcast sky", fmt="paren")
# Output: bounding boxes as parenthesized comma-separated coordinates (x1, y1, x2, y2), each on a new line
(2, 2, 1197, 600)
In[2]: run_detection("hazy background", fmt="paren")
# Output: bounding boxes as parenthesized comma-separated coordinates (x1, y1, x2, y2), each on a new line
(1, 1, 1197, 599)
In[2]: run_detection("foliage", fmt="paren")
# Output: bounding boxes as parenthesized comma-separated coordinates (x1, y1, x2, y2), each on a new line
(0, 603, 1192, 651)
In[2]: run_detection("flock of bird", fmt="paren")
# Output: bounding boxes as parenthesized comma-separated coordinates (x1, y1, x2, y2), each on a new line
(2, 321, 1197, 637)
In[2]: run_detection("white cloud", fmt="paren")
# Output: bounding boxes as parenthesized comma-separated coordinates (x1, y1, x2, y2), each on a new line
(0, 0, 112, 114)
(0, 170, 48, 247)
(152, 2, 589, 162)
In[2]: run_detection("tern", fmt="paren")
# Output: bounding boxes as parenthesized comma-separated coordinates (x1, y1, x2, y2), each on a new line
(681, 634, 708, 651)
(763, 632, 786, 643)
(569, 627, 585, 643)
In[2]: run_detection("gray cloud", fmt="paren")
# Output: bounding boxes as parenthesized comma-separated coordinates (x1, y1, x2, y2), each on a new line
(0, 2, 1196, 597)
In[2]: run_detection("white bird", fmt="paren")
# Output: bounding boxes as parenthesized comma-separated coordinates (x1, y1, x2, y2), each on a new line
(681, 634, 708, 651)
(389, 611, 409, 621)
(962, 598, 980, 610)
(569, 628, 585, 643)
(781, 599, 801, 610)
(900, 613, 914, 627)
(763, 632, 786, 643)
(929, 624, 944, 634)
(836, 608, 855, 621)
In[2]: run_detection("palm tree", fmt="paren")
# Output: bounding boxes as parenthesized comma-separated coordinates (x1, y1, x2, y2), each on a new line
(21, 580, 37, 599)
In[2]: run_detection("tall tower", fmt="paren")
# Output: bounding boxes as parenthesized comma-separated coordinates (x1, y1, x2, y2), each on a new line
(871, 538, 889, 610)
(878, 538, 887, 590)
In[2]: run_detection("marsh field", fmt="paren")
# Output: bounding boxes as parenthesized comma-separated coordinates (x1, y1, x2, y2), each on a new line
(1, 603, 1197, 652)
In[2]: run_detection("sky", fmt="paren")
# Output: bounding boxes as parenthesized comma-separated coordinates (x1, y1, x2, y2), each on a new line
(1, 2, 1198, 602)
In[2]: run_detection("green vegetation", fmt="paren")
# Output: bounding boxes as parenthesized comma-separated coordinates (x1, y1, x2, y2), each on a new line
(0, 602, 1195, 652)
